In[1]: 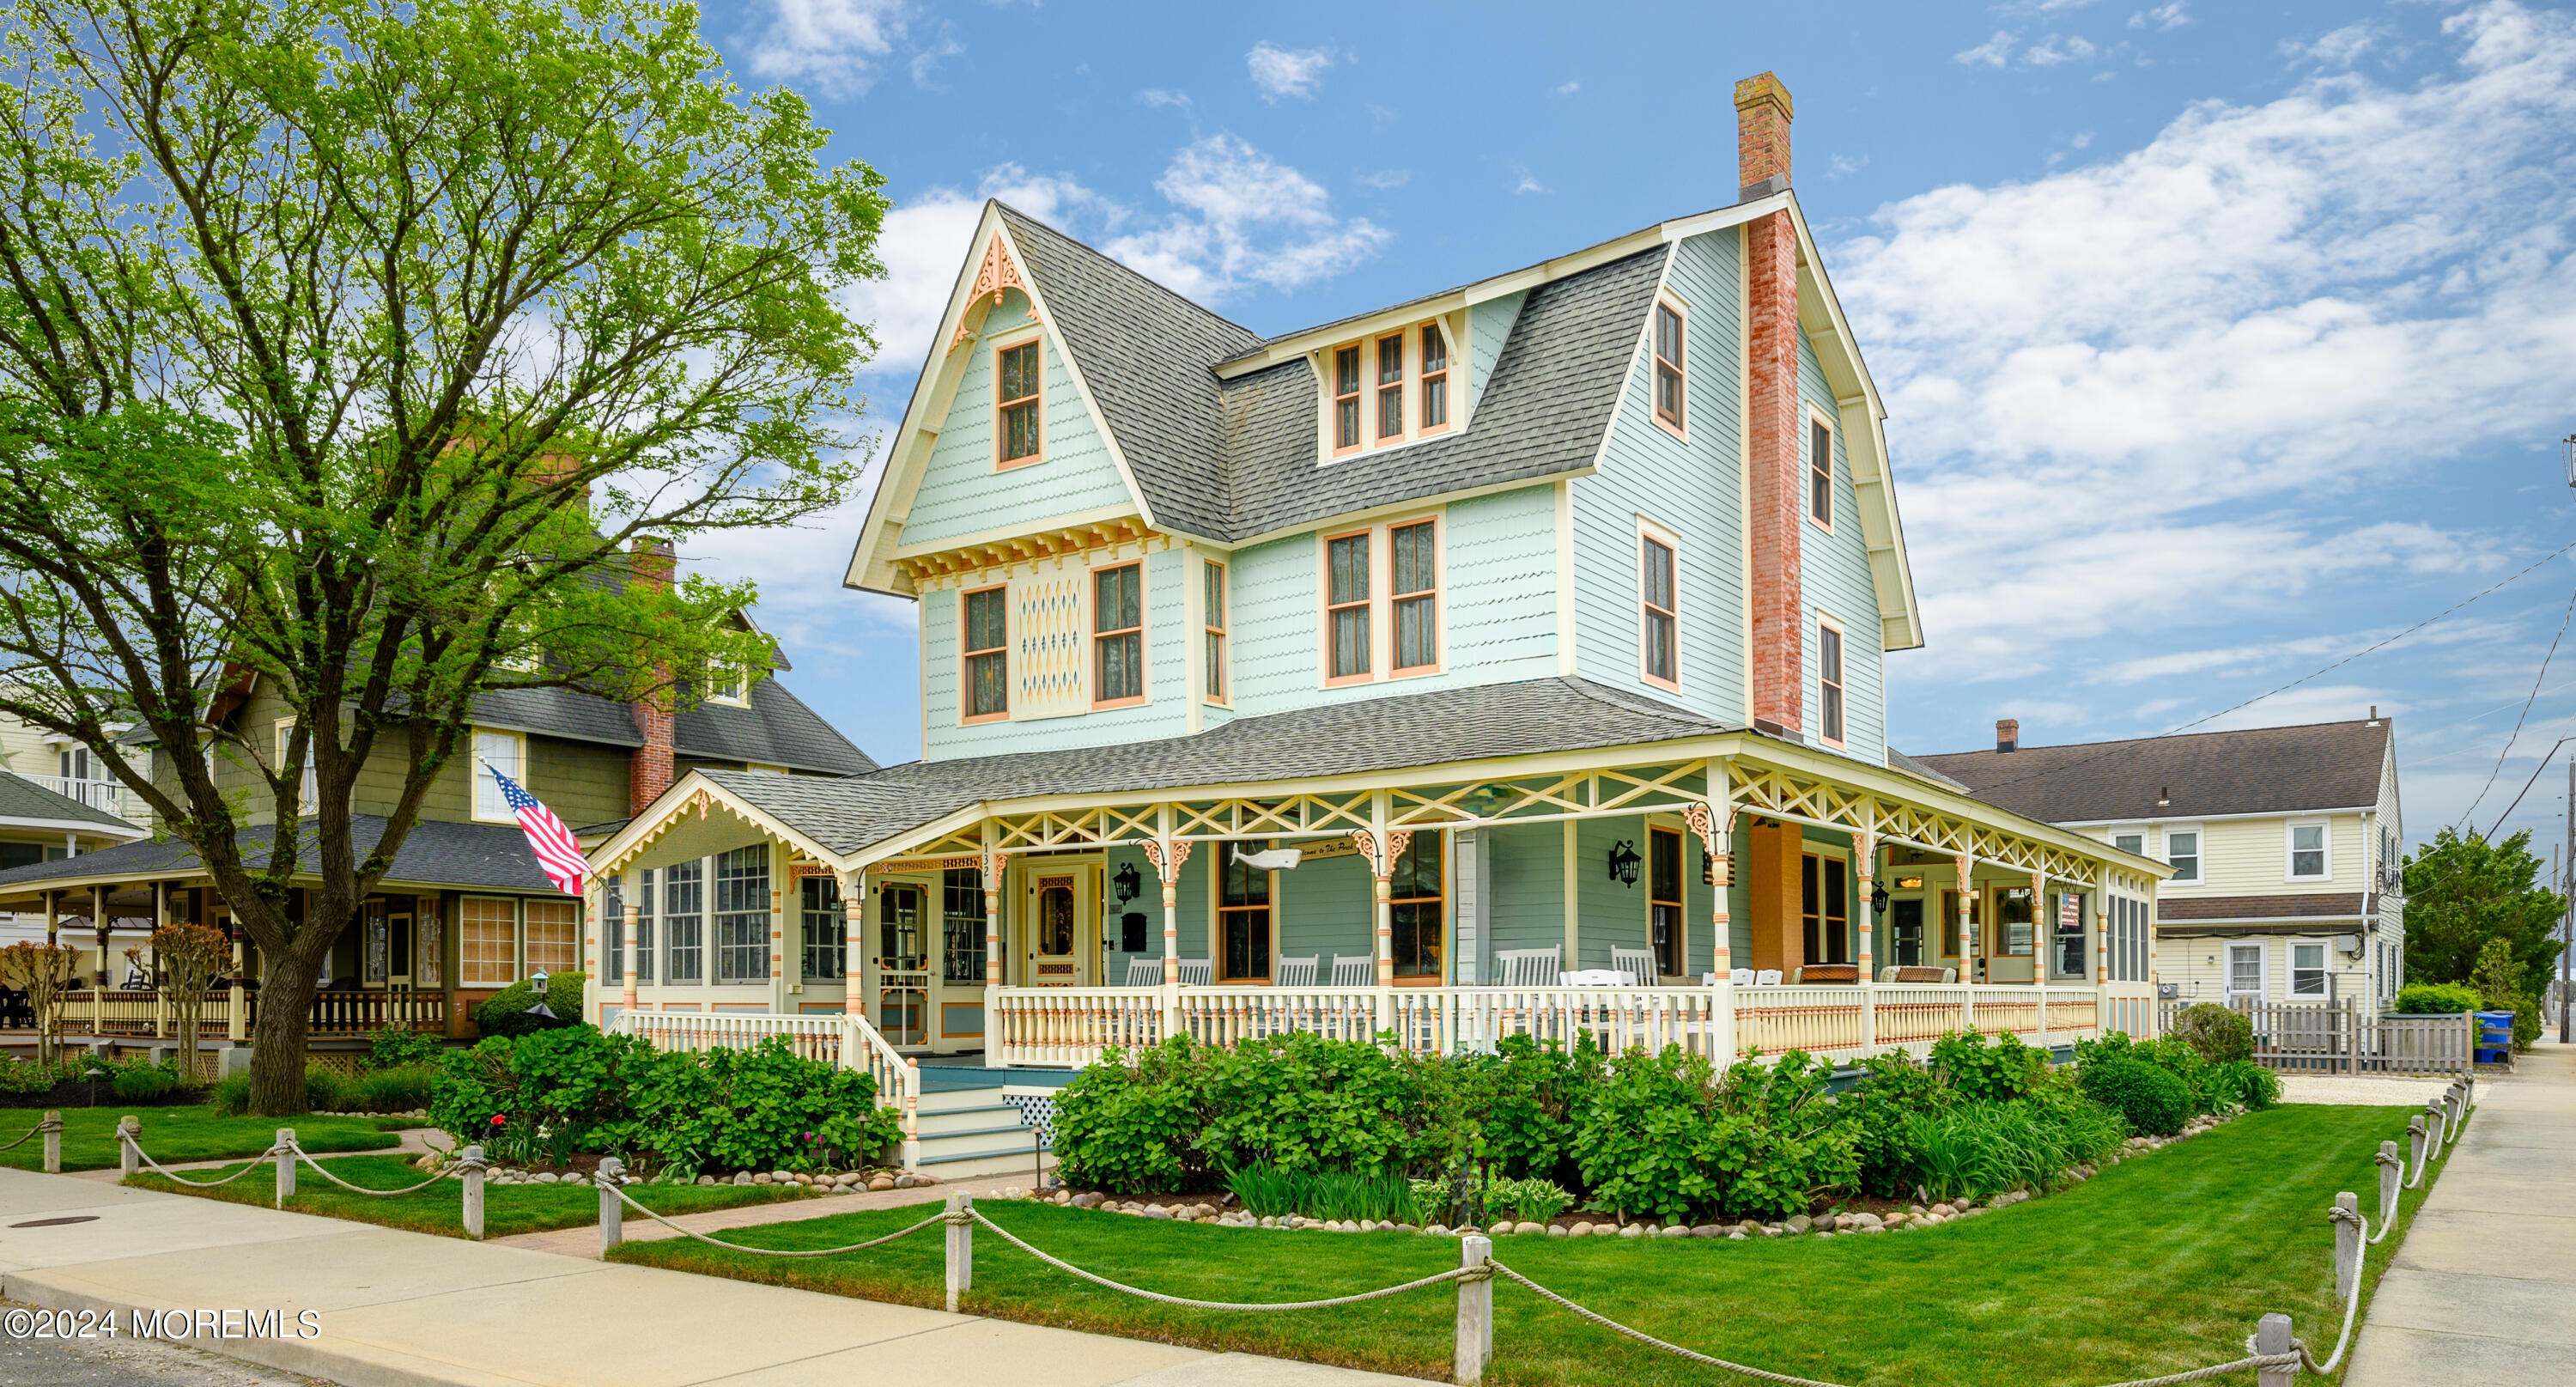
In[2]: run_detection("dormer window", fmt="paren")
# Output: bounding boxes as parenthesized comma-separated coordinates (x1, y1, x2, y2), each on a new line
(1323, 318, 1459, 461)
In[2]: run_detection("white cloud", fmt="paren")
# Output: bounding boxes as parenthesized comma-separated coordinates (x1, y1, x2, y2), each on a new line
(2026, 33, 2099, 65)
(1554, 80, 1581, 96)
(1136, 88, 1192, 110)
(2069, 131, 2094, 149)
(1826, 153, 1871, 180)
(1957, 30, 2017, 67)
(1356, 168, 1411, 190)
(2288, 21, 2389, 68)
(744, 0, 917, 96)
(1834, 1, 2576, 681)
(1103, 135, 1391, 301)
(2129, 2, 2190, 32)
(841, 166, 1111, 382)
(1247, 41, 1334, 101)
(1510, 166, 1548, 196)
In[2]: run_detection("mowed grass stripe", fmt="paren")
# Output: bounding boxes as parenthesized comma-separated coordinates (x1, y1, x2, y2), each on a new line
(610, 1104, 2446, 1386)
(5, 1104, 404, 1171)
(129, 1153, 805, 1239)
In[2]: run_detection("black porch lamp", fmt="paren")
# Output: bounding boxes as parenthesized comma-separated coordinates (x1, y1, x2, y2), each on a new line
(1607, 840, 1642, 887)
(1870, 883, 1892, 917)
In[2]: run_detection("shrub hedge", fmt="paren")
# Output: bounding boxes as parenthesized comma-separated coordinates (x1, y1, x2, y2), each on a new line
(471, 972, 588, 1038)
(2391, 982, 2482, 1015)
(2077, 1057, 2191, 1136)
(2166, 1004, 2254, 1064)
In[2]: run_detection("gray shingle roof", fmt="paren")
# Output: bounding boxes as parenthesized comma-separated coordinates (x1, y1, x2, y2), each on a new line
(701, 677, 1736, 858)
(0, 770, 137, 831)
(0, 815, 560, 893)
(1916, 720, 2391, 824)
(2158, 891, 2366, 923)
(993, 204, 1666, 543)
(471, 678, 873, 775)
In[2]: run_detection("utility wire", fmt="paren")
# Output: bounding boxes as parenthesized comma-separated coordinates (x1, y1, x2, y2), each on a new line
(1964, 538, 2576, 798)
(2459, 578, 2576, 832)
(2488, 735, 2576, 840)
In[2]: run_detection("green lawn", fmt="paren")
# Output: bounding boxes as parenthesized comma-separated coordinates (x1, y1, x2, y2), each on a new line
(1, 1105, 407, 1172)
(612, 1104, 2450, 1386)
(128, 1153, 810, 1239)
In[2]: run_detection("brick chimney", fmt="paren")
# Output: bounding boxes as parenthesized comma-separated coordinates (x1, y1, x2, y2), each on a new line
(629, 538, 677, 817)
(1996, 718, 2019, 753)
(1738, 71, 1803, 737)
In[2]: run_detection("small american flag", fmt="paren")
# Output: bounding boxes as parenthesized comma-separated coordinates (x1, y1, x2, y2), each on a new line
(488, 763, 586, 896)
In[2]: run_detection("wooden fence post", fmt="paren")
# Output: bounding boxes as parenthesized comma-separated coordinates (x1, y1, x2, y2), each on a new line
(1455, 1233, 1493, 1386)
(461, 1144, 485, 1239)
(2406, 1117, 2427, 1184)
(274, 1128, 295, 1208)
(2257, 1313, 2294, 1387)
(2333, 1191, 2360, 1305)
(597, 1157, 624, 1256)
(118, 1116, 139, 1181)
(944, 1190, 973, 1312)
(40, 1110, 58, 1174)
(2377, 1141, 2401, 1227)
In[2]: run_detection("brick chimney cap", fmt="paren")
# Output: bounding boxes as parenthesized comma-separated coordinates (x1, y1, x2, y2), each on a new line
(1733, 71, 1794, 119)
(1995, 717, 2020, 752)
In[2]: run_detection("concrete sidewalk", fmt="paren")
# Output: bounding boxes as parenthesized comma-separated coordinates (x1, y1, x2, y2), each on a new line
(2345, 1043, 2576, 1386)
(0, 1170, 1422, 1387)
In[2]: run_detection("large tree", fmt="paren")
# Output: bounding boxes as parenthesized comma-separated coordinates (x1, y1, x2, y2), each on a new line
(2401, 827, 2565, 993)
(0, 0, 884, 1114)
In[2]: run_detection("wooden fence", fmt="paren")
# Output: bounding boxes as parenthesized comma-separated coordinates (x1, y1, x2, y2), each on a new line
(2156, 998, 2473, 1074)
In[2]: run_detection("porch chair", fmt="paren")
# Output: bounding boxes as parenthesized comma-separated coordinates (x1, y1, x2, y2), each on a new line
(1608, 946, 1658, 985)
(1329, 955, 1375, 986)
(1176, 958, 1214, 986)
(1753, 969, 1783, 986)
(1123, 957, 1163, 986)
(1274, 955, 1320, 988)
(1492, 947, 1563, 986)
(1730, 968, 1755, 987)
(1792, 964, 1860, 984)
(1561, 968, 1627, 987)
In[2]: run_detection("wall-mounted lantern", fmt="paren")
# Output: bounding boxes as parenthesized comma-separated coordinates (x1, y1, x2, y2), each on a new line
(1607, 840, 1641, 888)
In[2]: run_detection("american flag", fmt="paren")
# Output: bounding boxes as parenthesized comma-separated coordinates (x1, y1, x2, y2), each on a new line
(488, 763, 586, 896)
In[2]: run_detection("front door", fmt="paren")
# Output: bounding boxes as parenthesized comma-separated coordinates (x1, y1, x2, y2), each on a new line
(877, 883, 929, 1046)
(1888, 899, 1923, 967)
(1022, 864, 1096, 986)
(388, 911, 413, 989)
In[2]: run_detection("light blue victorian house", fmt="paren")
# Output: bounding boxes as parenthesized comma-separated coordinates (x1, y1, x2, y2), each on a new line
(585, 75, 2166, 1171)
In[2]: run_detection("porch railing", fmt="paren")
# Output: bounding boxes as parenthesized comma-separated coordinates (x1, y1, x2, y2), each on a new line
(612, 1009, 920, 1170)
(46, 987, 444, 1040)
(309, 989, 447, 1036)
(992, 979, 2155, 1069)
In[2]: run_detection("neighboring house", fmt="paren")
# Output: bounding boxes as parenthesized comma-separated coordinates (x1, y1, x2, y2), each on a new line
(0, 538, 876, 1044)
(0, 708, 153, 829)
(585, 74, 2166, 1083)
(0, 770, 149, 951)
(1918, 715, 2404, 1007)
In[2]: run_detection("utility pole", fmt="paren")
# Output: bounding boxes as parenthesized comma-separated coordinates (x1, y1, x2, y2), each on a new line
(2561, 756, 2572, 1044)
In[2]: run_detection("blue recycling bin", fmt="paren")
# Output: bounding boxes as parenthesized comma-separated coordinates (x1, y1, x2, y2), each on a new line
(2476, 1010, 2514, 1064)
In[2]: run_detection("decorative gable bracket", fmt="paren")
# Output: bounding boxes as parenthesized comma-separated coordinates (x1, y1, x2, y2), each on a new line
(948, 235, 1042, 354)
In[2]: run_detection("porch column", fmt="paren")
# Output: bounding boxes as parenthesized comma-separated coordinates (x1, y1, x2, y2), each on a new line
(226, 914, 246, 1043)
(1854, 834, 1877, 981)
(980, 824, 1008, 1071)
(1151, 804, 1183, 985)
(621, 901, 641, 1016)
(152, 881, 169, 1037)
(768, 843, 785, 1004)
(93, 885, 109, 987)
(1952, 855, 1975, 1000)
(2031, 868, 2049, 1045)
(43, 890, 55, 947)
(1685, 798, 1736, 976)
(841, 871, 865, 1019)
(2095, 865, 2111, 985)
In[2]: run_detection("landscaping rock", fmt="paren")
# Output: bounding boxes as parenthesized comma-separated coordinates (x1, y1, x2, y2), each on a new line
(1660, 1226, 1690, 1238)
(1728, 1230, 1747, 1240)
(1567, 1221, 1592, 1238)
(1140, 1205, 1173, 1220)
(1594, 1223, 1621, 1237)
(732, 1172, 753, 1186)
(1619, 1224, 1644, 1238)
(1054, 1190, 1072, 1205)
(1785, 1214, 1812, 1234)
(793, 1172, 814, 1186)
(1961, 1207, 1987, 1218)
(752, 1173, 774, 1185)
(1850, 1212, 1884, 1230)
(868, 1175, 896, 1192)
(1546, 1225, 1568, 1237)
(696, 1174, 716, 1186)
(1425, 1224, 1449, 1237)
(1692, 1224, 1725, 1238)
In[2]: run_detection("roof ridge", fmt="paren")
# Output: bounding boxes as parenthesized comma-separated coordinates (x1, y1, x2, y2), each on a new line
(1922, 716, 2387, 761)
(993, 201, 1264, 349)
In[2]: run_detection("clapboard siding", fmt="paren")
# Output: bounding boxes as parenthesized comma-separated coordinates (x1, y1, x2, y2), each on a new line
(920, 548, 1190, 759)
(1799, 332, 1886, 766)
(1468, 291, 1526, 416)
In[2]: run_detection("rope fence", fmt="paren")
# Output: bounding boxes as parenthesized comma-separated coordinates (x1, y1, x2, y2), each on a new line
(0, 1111, 64, 1170)
(104, 1072, 2478, 1384)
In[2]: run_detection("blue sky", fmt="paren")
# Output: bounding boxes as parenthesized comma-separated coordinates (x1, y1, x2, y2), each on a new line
(680, 0, 2576, 855)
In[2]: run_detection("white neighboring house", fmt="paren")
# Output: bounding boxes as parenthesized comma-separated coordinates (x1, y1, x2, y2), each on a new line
(0, 768, 151, 949)
(1922, 714, 2403, 1007)
(0, 710, 151, 828)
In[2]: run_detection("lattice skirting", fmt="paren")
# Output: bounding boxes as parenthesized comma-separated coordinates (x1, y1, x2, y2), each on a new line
(1001, 1090, 1058, 1149)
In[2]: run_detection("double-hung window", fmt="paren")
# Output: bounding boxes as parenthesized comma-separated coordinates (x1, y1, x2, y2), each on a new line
(1817, 620, 1845, 745)
(1419, 325, 1450, 433)
(662, 860, 702, 982)
(525, 899, 577, 976)
(1392, 520, 1437, 672)
(1640, 534, 1677, 688)
(800, 876, 844, 982)
(276, 718, 319, 812)
(2112, 830, 2145, 856)
(1391, 834, 1445, 982)
(2291, 941, 2328, 997)
(460, 897, 515, 986)
(604, 879, 625, 982)
(942, 867, 985, 983)
(1093, 563, 1145, 706)
(997, 339, 1042, 465)
(1799, 852, 1850, 967)
(2163, 827, 2201, 882)
(713, 846, 769, 983)
(1653, 302, 1686, 434)
(1327, 532, 1371, 681)
(1333, 346, 1363, 453)
(2227, 943, 2263, 1000)
(631, 869, 655, 982)
(471, 728, 522, 821)
(1809, 417, 1834, 527)
(1220, 847, 1273, 982)
(1376, 332, 1405, 440)
(2288, 822, 2328, 879)
(963, 587, 1008, 721)
(1203, 561, 1228, 704)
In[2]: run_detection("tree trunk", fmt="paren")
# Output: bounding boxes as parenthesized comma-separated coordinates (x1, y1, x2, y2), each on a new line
(246, 970, 319, 1116)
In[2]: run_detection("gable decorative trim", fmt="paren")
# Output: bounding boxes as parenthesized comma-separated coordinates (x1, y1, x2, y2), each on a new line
(950, 236, 1041, 354)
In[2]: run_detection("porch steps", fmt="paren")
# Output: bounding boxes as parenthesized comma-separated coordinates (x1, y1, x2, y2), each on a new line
(913, 1086, 1045, 1168)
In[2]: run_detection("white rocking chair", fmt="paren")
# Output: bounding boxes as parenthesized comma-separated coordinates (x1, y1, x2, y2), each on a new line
(1123, 957, 1163, 986)
(1608, 946, 1658, 985)
(1176, 958, 1214, 986)
(1328, 954, 1376, 987)
(1492, 947, 1564, 986)
(1273, 955, 1320, 988)
(1729, 968, 1756, 986)
(1753, 969, 1783, 986)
